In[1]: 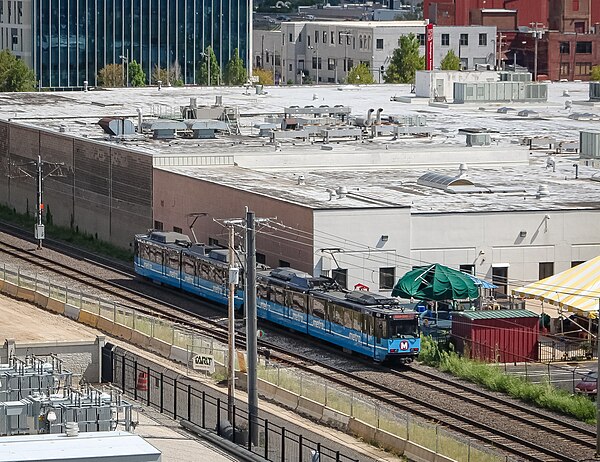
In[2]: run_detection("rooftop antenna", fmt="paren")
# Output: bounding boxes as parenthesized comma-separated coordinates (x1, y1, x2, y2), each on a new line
(186, 212, 208, 244)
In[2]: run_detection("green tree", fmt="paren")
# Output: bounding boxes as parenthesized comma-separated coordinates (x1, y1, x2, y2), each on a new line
(253, 67, 274, 85)
(197, 46, 221, 85)
(128, 60, 146, 87)
(384, 33, 425, 84)
(591, 65, 600, 81)
(0, 50, 36, 92)
(346, 63, 375, 84)
(440, 50, 461, 71)
(224, 48, 247, 85)
(98, 63, 124, 87)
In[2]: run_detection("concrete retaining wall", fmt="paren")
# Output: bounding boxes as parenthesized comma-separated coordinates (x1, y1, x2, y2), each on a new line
(2, 336, 105, 383)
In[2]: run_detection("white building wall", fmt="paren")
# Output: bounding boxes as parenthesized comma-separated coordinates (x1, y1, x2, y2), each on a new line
(313, 207, 412, 292)
(0, 0, 32, 66)
(311, 207, 600, 295)
(415, 70, 499, 99)
(264, 22, 495, 84)
(410, 209, 600, 292)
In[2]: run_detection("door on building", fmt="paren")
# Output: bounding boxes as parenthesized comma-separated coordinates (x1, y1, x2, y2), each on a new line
(492, 266, 508, 295)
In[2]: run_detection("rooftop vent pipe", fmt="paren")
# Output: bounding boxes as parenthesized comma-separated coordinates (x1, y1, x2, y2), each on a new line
(137, 108, 143, 133)
(458, 163, 468, 177)
(375, 108, 384, 125)
(297, 175, 306, 185)
(336, 186, 348, 199)
(366, 108, 374, 126)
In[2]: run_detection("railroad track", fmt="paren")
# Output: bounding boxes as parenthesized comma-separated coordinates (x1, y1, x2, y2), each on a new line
(0, 224, 593, 461)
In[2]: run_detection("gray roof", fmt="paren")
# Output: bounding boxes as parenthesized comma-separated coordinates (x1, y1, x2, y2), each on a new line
(454, 309, 539, 320)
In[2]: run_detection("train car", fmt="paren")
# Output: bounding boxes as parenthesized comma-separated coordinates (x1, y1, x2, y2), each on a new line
(134, 232, 420, 363)
(134, 231, 244, 307)
(257, 268, 420, 363)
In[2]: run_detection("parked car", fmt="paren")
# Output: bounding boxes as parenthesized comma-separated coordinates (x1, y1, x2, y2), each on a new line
(276, 15, 291, 21)
(575, 371, 597, 397)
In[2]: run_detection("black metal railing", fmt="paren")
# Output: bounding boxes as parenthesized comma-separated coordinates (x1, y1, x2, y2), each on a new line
(107, 348, 359, 462)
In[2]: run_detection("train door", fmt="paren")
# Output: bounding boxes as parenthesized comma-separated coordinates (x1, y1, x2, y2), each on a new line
(361, 311, 371, 348)
(373, 314, 386, 358)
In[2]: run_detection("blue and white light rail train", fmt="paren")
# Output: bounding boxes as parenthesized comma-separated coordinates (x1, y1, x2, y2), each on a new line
(134, 231, 421, 363)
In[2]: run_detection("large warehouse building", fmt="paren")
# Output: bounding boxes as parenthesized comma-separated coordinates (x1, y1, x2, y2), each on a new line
(0, 83, 598, 297)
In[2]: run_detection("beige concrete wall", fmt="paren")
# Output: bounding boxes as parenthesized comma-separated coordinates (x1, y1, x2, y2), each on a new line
(153, 169, 314, 271)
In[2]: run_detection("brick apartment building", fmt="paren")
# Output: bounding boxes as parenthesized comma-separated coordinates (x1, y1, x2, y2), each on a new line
(425, 0, 600, 80)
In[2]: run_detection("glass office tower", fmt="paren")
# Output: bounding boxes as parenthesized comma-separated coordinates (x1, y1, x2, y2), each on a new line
(33, 0, 249, 87)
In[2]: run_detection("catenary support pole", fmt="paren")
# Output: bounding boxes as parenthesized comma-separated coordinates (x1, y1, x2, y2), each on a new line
(596, 299, 600, 457)
(227, 224, 236, 422)
(246, 210, 258, 445)
(36, 154, 43, 249)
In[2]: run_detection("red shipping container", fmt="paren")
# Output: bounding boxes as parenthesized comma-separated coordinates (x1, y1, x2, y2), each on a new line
(452, 310, 539, 363)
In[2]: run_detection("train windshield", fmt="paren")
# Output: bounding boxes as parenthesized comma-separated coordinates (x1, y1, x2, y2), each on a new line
(388, 317, 418, 338)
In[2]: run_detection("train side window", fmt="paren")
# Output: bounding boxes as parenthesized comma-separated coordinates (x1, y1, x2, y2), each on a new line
(330, 304, 343, 325)
(343, 308, 353, 329)
(167, 249, 179, 269)
(353, 311, 362, 331)
(364, 314, 373, 336)
(270, 285, 286, 305)
(213, 266, 227, 285)
(199, 261, 210, 280)
(257, 282, 270, 300)
(182, 255, 194, 275)
(311, 298, 326, 319)
(290, 291, 307, 312)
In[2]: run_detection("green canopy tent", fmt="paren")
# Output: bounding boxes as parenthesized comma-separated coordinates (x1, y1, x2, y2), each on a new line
(392, 264, 479, 301)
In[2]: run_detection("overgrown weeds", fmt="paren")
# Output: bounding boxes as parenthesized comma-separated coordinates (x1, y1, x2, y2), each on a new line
(419, 336, 596, 424)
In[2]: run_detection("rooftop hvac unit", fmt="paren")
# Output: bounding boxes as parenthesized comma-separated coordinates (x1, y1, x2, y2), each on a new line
(98, 117, 135, 136)
(466, 133, 491, 147)
(580, 130, 600, 158)
(589, 82, 600, 101)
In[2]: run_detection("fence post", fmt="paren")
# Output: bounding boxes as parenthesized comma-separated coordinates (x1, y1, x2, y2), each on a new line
(216, 398, 221, 436)
(280, 427, 285, 462)
(336, 450, 340, 462)
(264, 420, 269, 459)
(147, 366, 151, 404)
(173, 378, 178, 419)
(231, 405, 236, 443)
(202, 391, 206, 428)
(134, 360, 138, 401)
(187, 384, 192, 421)
(298, 434, 303, 462)
(160, 372, 164, 413)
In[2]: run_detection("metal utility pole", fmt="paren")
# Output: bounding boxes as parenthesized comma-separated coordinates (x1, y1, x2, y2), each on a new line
(227, 223, 237, 422)
(530, 23, 544, 81)
(597, 299, 600, 457)
(245, 210, 258, 445)
(36, 154, 43, 249)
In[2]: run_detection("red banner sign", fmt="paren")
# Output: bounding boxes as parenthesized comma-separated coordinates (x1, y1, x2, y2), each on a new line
(426, 23, 434, 71)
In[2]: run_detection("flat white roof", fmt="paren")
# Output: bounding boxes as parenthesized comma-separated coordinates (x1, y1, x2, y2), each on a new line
(0, 431, 161, 462)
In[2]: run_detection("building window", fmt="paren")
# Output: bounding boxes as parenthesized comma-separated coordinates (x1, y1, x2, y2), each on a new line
(298, 33, 302, 43)
(573, 0, 580, 11)
(576, 62, 592, 75)
(330, 31, 334, 44)
(492, 266, 508, 294)
(173, 226, 182, 233)
(347, 58, 353, 70)
(328, 58, 335, 70)
(571, 260, 584, 267)
(417, 34, 425, 46)
(279, 259, 290, 267)
(559, 42, 570, 54)
(154, 220, 163, 230)
(315, 30, 318, 43)
(575, 21, 586, 33)
(460, 34, 469, 46)
(478, 33, 487, 46)
(308, 35, 311, 47)
(376, 38, 383, 49)
(289, 63, 292, 71)
(576, 41, 592, 53)
(256, 253, 266, 265)
(459, 264, 475, 275)
(539, 262, 554, 280)
(379, 267, 395, 290)
(441, 34, 449, 46)
(560, 62, 570, 77)
(332, 268, 347, 289)
(208, 237, 219, 246)
(312, 56, 321, 69)
(323, 31, 327, 43)
(289, 33, 293, 42)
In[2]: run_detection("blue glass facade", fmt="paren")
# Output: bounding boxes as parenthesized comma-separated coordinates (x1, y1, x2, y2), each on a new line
(33, 0, 249, 87)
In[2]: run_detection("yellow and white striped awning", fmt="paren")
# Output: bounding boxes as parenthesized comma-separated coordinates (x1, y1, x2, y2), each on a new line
(512, 256, 600, 318)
